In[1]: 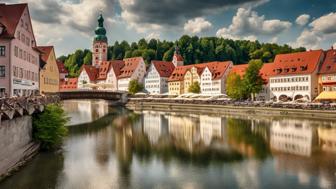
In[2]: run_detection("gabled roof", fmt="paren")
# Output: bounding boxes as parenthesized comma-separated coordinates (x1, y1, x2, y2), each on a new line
(168, 65, 193, 82)
(229, 64, 249, 77)
(200, 61, 232, 80)
(0, 3, 27, 38)
(80, 65, 98, 81)
(57, 61, 68, 74)
(36, 46, 53, 63)
(110, 60, 125, 77)
(272, 50, 323, 76)
(97, 61, 111, 80)
(118, 57, 144, 79)
(152, 61, 175, 77)
(319, 48, 336, 74)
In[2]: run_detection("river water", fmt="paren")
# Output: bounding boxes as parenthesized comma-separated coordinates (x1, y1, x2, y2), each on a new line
(0, 100, 335, 189)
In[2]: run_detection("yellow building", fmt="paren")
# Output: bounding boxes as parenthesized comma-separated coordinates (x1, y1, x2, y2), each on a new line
(168, 66, 191, 95)
(184, 67, 201, 93)
(37, 46, 60, 93)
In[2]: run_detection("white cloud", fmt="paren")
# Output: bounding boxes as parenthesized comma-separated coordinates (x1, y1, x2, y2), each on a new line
(291, 29, 322, 49)
(146, 32, 160, 40)
(216, 8, 291, 40)
(184, 17, 212, 34)
(309, 12, 336, 34)
(290, 12, 336, 49)
(295, 14, 310, 26)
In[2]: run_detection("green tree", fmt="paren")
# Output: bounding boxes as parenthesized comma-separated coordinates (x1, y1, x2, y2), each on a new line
(128, 79, 144, 95)
(226, 72, 247, 100)
(243, 59, 264, 100)
(32, 104, 68, 150)
(83, 51, 92, 65)
(188, 81, 200, 93)
(142, 49, 156, 65)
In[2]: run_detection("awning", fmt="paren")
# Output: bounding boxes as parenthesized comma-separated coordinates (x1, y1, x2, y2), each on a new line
(83, 83, 98, 88)
(96, 83, 114, 88)
(315, 91, 336, 101)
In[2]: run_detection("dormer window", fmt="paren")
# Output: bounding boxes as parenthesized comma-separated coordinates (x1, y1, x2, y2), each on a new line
(291, 67, 297, 72)
(276, 68, 282, 74)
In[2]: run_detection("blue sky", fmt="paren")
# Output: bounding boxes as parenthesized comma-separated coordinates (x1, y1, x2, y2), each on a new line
(5, 0, 336, 56)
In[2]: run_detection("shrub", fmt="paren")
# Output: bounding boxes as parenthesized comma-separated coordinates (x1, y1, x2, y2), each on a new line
(33, 104, 68, 150)
(128, 79, 144, 95)
(188, 81, 201, 94)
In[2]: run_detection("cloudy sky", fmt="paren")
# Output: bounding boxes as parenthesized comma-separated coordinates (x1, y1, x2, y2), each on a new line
(3, 0, 336, 56)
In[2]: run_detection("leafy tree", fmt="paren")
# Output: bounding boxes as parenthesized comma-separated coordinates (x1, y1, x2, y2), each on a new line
(59, 36, 306, 76)
(226, 73, 247, 100)
(83, 52, 92, 65)
(32, 104, 68, 150)
(243, 59, 264, 100)
(188, 81, 200, 93)
(128, 79, 144, 95)
(142, 49, 156, 65)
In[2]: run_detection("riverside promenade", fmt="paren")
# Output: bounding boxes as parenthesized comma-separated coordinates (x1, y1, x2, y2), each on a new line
(126, 98, 336, 120)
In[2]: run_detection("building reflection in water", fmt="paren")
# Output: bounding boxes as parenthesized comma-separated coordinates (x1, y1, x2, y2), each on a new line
(62, 100, 110, 125)
(270, 119, 316, 156)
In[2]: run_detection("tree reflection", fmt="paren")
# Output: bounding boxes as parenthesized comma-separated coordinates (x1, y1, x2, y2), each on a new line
(227, 118, 270, 159)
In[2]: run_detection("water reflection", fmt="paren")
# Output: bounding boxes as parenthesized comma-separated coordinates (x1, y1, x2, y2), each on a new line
(0, 100, 336, 189)
(62, 100, 110, 125)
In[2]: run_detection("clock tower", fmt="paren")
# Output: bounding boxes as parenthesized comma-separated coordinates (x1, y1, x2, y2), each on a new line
(92, 14, 108, 67)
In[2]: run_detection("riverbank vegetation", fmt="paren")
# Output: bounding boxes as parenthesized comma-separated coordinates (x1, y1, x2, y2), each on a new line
(32, 104, 68, 151)
(57, 35, 305, 77)
(128, 79, 144, 95)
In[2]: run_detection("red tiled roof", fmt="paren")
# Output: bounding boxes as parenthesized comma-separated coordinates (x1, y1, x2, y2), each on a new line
(152, 61, 175, 77)
(272, 50, 323, 76)
(0, 3, 27, 38)
(260, 63, 275, 83)
(118, 57, 143, 79)
(80, 65, 98, 81)
(57, 61, 68, 74)
(168, 61, 232, 81)
(319, 48, 336, 74)
(168, 65, 193, 82)
(230, 64, 249, 77)
(200, 61, 232, 80)
(110, 60, 125, 77)
(59, 78, 78, 91)
(97, 61, 111, 80)
(36, 46, 53, 63)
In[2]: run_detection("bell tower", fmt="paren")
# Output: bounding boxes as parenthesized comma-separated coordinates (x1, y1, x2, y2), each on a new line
(172, 45, 184, 67)
(92, 14, 108, 67)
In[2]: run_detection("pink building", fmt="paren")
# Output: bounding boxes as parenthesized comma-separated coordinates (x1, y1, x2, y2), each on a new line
(0, 3, 40, 97)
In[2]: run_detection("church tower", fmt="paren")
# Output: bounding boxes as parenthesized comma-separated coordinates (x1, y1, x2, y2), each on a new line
(172, 45, 184, 67)
(92, 14, 108, 67)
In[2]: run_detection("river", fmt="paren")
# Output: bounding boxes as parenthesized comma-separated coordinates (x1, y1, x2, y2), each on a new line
(0, 99, 335, 189)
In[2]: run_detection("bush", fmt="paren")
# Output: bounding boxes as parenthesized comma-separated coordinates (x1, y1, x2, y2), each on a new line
(188, 81, 201, 94)
(128, 79, 144, 95)
(33, 104, 68, 150)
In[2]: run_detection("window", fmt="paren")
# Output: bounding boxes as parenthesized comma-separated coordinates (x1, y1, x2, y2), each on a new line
(14, 46, 18, 57)
(0, 66, 5, 77)
(0, 46, 5, 56)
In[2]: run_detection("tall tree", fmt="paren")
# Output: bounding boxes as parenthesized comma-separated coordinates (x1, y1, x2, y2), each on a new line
(243, 59, 264, 100)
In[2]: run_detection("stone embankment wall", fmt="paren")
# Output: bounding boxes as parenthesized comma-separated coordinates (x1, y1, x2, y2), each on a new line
(0, 116, 39, 179)
(126, 100, 336, 121)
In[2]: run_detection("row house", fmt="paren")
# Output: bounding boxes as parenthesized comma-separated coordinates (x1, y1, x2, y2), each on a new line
(316, 47, 336, 101)
(59, 78, 77, 91)
(118, 57, 146, 91)
(200, 61, 233, 94)
(37, 46, 60, 93)
(57, 61, 68, 80)
(269, 50, 324, 102)
(0, 3, 40, 97)
(144, 60, 175, 94)
(168, 66, 192, 95)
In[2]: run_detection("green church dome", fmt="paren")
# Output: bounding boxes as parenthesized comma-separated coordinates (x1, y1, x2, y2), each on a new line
(94, 14, 107, 43)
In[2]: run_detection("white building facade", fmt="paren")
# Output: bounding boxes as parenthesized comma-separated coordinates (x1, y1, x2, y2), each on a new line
(118, 57, 146, 91)
(144, 61, 175, 94)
